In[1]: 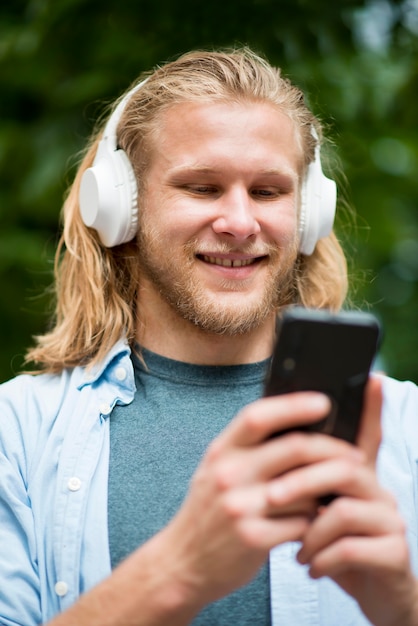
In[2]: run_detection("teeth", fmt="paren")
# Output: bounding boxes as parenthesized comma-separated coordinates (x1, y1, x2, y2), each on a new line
(202, 256, 254, 267)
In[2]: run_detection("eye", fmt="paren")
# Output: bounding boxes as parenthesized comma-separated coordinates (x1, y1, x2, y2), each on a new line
(251, 187, 281, 199)
(185, 184, 218, 195)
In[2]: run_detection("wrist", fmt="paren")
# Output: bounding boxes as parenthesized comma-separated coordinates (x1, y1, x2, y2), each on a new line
(402, 582, 418, 626)
(378, 579, 418, 626)
(120, 525, 205, 625)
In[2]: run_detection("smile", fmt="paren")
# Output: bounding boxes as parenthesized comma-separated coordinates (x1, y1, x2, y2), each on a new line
(199, 255, 262, 267)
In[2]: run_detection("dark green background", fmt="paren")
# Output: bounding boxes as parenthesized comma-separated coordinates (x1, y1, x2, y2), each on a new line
(1, 0, 417, 383)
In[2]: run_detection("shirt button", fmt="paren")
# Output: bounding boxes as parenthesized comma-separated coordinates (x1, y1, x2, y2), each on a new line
(55, 581, 68, 596)
(67, 476, 82, 492)
(115, 366, 127, 381)
(100, 402, 112, 415)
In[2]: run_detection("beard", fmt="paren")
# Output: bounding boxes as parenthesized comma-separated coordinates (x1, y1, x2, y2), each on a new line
(136, 222, 298, 336)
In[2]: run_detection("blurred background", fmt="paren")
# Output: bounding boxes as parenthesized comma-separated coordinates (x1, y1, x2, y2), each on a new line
(1, 0, 417, 383)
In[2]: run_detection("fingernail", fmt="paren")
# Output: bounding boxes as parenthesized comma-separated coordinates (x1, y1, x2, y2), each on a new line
(309, 394, 331, 412)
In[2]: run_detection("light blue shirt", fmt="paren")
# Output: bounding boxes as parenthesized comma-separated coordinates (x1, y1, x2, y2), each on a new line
(0, 339, 417, 625)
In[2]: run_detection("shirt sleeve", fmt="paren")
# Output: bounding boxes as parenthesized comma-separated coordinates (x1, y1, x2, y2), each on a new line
(0, 380, 43, 626)
(379, 376, 418, 572)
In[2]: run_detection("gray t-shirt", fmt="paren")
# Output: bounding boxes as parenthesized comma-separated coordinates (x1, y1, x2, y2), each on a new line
(108, 347, 271, 625)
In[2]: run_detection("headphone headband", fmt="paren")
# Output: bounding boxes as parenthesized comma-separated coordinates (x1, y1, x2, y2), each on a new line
(102, 79, 148, 151)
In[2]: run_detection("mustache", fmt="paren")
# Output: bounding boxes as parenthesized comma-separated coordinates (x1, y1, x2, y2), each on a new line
(188, 239, 290, 257)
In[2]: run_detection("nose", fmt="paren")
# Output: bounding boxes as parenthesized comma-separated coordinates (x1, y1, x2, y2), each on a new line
(212, 187, 261, 240)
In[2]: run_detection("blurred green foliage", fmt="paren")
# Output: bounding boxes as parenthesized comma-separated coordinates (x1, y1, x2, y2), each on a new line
(1, 0, 417, 382)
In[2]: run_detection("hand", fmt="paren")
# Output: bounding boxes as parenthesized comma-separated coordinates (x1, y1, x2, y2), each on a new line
(298, 492, 418, 626)
(55, 384, 389, 626)
(156, 391, 366, 614)
(270, 376, 418, 626)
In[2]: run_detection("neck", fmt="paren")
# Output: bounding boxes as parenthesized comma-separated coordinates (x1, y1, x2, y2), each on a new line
(136, 292, 276, 366)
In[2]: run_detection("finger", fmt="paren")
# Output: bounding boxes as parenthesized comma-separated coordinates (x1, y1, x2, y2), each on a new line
(213, 392, 331, 450)
(236, 515, 311, 550)
(262, 432, 364, 481)
(205, 430, 363, 490)
(298, 496, 401, 565)
(356, 374, 383, 465)
(305, 534, 411, 581)
(267, 456, 379, 507)
(221, 483, 316, 519)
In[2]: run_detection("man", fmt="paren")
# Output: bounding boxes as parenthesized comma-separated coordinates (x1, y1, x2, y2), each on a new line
(1, 48, 418, 626)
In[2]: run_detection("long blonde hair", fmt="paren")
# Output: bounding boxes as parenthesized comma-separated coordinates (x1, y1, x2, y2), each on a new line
(26, 48, 348, 373)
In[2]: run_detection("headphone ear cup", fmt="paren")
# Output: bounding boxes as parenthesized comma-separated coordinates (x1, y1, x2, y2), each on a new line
(79, 145, 138, 247)
(299, 154, 337, 256)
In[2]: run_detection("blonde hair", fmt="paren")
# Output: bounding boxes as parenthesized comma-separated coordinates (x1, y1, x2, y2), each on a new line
(26, 48, 348, 373)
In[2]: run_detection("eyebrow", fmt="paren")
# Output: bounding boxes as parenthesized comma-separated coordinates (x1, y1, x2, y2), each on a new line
(168, 164, 298, 178)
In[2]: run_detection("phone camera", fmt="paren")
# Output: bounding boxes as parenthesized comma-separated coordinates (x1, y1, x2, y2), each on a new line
(282, 357, 296, 372)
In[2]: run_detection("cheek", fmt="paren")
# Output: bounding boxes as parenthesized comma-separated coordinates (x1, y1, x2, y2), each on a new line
(160, 206, 213, 240)
(265, 207, 298, 244)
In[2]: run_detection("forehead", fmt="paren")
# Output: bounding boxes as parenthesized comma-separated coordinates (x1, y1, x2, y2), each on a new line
(148, 99, 303, 173)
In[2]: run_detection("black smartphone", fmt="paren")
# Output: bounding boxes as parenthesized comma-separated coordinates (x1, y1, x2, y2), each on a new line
(264, 307, 382, 444)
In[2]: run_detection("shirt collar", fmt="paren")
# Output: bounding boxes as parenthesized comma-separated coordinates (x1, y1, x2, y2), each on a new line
(78, 339, 133, 389)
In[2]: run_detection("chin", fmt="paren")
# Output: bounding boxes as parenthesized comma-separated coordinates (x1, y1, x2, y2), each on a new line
(180, 298, 275, 336)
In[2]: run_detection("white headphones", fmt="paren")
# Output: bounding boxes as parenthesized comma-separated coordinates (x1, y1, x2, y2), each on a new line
(79, 82, 336, 254)
(299, 133, 337, 255)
